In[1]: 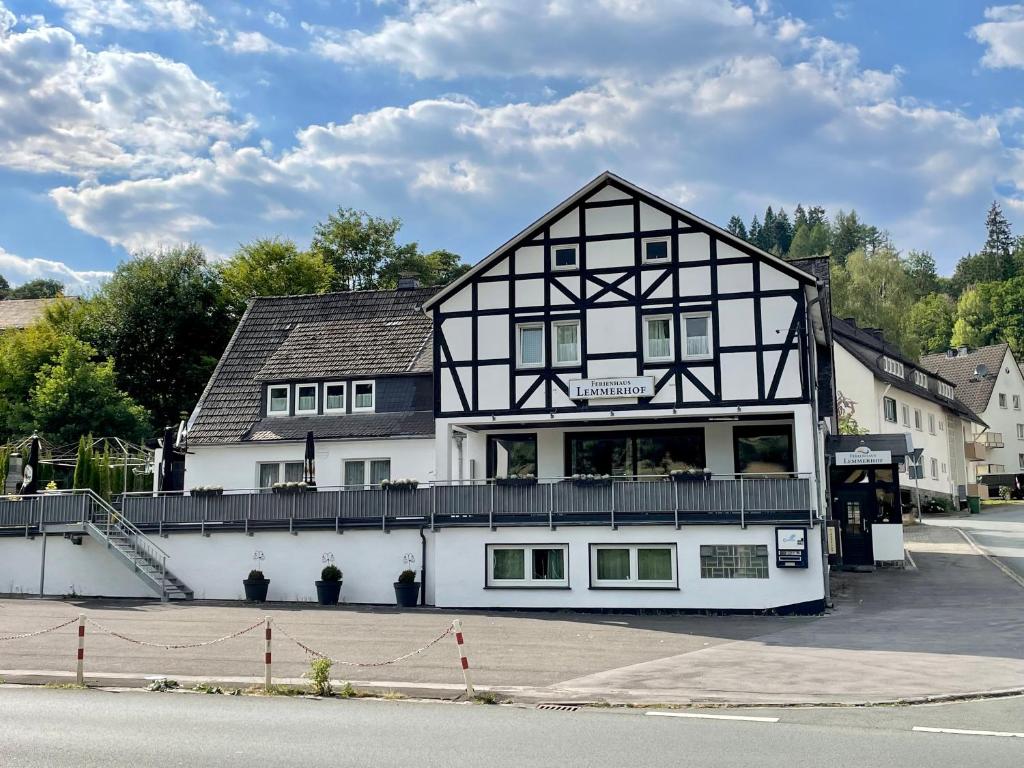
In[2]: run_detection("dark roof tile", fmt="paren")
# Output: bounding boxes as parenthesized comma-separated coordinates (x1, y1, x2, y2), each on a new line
(920, 344, 1009, 414)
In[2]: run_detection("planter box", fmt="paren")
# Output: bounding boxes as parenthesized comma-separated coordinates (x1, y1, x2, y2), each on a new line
(271, 486, 309, 495)
(495, 477, 538, 486)
(670, 472, 712, 483)
(192, 489, 223, 498)
(571, 478, 613, 488)
(315, 580, 342, 606)
(243, 579, 270, 602)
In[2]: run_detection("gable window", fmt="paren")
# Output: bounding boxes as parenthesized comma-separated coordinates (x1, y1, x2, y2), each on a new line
(938, 382, 954, 399)
(682, 313, 711, 358)
(927, 413, 936, 435)
(267, 385, 290, 416)
(900, 404, 910, 427)
(553, 245, 578, 270)
(913, 371, 928, 387)
(324, 382, 347, 414)
(644, 316, 673, 361)
(344, 458, 390, 488)
(733, 425, 794, 474)
(295, 384, 318, 416)
(517, 324, 544, 368)
(352, 381, 375, 412)
(589, 544, 677, 588)
(487, 544, 568, 588)
(1000, 393, 1008, 408)
(258, 461, 303, 489)
(553, 320, 580, 366)
(882, 357, 904, 377)
(913, 408, 922, 431)
(642, 237, 670, 263)
(883, 396, 897, 423)
(1015, 395, 1021, 410)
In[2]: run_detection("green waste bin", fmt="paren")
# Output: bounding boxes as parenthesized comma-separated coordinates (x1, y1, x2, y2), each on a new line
(968, 496, 981, 515)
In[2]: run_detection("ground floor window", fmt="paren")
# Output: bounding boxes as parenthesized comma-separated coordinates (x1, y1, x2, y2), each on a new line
(486, 544, 569, 587)
(257, 461, 303, 489)
(343, 458, 391, 488)
(566, 429, 705, 477)
(487, 434, 538, 478)
(699, 544, 769, 578)
(732, 425, 794, 474)
(589, 544, 677, 588)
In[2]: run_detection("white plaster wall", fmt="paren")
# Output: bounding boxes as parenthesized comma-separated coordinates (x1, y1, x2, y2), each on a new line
(974, 348, 1024, 476)
(186, 439, 436, 491)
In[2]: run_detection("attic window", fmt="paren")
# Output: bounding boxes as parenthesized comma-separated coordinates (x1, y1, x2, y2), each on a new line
(353, 381, 375, 412)
(881, 357, 904, 378)
(267, 385, 289, 416)
(912, 371, 928, 388)
(553, 246, 578, 270)
(937, 382, 953, 399)
(643, 237, 670, 262)
(295, 384, 318, 416)
(325, 382, 347, 414)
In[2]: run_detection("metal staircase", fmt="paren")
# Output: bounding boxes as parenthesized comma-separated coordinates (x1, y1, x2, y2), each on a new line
(80, 490, 193, 601)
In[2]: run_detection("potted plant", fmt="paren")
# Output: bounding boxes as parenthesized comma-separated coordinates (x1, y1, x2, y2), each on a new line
(393, 569, 420, 608)
(272, 481, 309, 495)
(669, 468, 713, 482)
(243, 569, 270, 602)
(192, 486, 224, 498)
(316, 564, 343, 606)
(571, 473, 613, 487)
(495, 473, 537, 486)
(381, 478, 419, 490)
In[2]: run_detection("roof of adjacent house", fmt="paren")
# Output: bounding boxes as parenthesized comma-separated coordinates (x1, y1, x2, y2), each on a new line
(0, 298, 74, 330)
(832, 317, 984, 424)
(920, 344, 1010, 415)
(188, 287, 439, 445)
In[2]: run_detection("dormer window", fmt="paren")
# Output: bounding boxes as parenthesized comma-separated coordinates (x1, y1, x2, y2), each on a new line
(553, 246, 578, 270)
(353, 381, 375, 412)
(325, 382, 347, 414)
(913, 371, 927, 388)
(267, 385, 289, 416)
(882, 357, 904, 377)
(295, 384, 318, 415)
(938, 382, 953, 399)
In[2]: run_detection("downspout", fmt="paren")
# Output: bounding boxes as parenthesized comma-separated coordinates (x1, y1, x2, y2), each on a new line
(805, 288, 831, 606)
(419, 527, 427, 607)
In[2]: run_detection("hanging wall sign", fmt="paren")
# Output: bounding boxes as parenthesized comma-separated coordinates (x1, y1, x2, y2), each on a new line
(834, 446, 892, 466)
(568, 376, 654, 400)
(776, 527, 808, 568)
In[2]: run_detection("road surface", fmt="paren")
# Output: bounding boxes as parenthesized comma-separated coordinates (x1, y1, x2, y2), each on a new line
(1, 687, 1022, 767)
(926, 504, 1024, 583)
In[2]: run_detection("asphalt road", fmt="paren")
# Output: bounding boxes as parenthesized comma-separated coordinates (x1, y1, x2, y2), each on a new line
(927, 504, 1024, 582)
(1, 687, 1022, 768)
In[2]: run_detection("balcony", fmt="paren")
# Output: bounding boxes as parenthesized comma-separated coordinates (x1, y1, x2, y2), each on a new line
(965, 441, 987, 462)
(981, 432, 1005, 449)
(978, 464, 1006, 476)
(0, 475, 816, 536)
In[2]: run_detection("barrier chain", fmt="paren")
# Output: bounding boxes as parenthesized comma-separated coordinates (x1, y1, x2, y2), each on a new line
(0, 616, 79, 641)
(84, 617, 266, 649)
(273, 621, 454, 668)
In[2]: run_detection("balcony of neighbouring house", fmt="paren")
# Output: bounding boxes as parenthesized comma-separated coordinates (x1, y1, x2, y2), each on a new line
(978, 463, 1006, 476)
(980, 432, 1005, 449)
(965, 440, 987, 462)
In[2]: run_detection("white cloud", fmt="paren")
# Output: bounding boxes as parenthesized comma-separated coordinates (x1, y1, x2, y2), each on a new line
(50, 0, 212, 35)
(0, 18, 249, 178)
(224, 30, 290, 54)
(971, 4, 1024, 68)
(0, 246, 111, 293)
(265, 10, 288, 29)
(0, 2, 15, 35)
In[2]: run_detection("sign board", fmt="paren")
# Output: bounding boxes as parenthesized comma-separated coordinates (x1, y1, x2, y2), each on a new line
(568, 376, 654, 400)
(776, 527, 808, 568)
(835, 445, 892, 466)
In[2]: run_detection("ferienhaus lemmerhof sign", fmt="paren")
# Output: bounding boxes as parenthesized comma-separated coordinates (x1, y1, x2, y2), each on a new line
(568, 376, 654, 400)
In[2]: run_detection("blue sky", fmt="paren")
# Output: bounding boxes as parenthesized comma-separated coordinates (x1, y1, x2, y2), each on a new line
(0, 0, 1022, 291)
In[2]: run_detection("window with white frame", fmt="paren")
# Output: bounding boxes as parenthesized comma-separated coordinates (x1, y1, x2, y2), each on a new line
(343, 458, 390, 488)
(941, 462, 947, 474)
(682, 313, 711, 358)
(1000, 393, 1008, 408)
(939, 420, 944, 432)
(517, 323, 544, 368)
(930, 457, 938, 479)
(258, 461, 303, 489)
(486, 544, 569, 588)
(937, 382, 954, 399)
(589, 544, 677, 588)
(644, 316, 673, 361)
(642, 237, 670, 263)
(882, 357, 905, 377)
(913, 371, 928, 387)
(913, 408, 923, 431)
(1015, 395, 1021, 410)
(352, 381, 375, 412)
(295, 383, 318, 415)
(900, 404, 910, 427)
(267, 385, 290, 416)
(1017, 424, 1024, 440)
(324, 382, 347, 414)
(883, 397, 897, 423)
(928, 413, 936, 435)
(552, 320, 580, 366)
(553, 245, 577, 270)
(1019, 453, 1024, 470)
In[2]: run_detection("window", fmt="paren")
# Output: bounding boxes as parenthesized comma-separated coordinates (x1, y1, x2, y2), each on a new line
(566, 428, 705, 477)
(267, 385, 289, 416)
(552, 320, 580, 366)
(682, 313, 711, 358)
(642, 237, 670, 263)
(644, 316, 673, 361)
(1000, 393, 1008, 408)
(883, 397, 897, 423)
(1015, 395, 1021, 410)
(258, 461, 303, 489)
(487, 434, 538, 478)
(343, 459, 391, 488)
(553, 246, 577, 270)
(900, 404, 910, 427)
(324, 382, 347, 414)
(352, 381, 375, 412)
(517, 324, 544, 368)
(700, 545, 769, 579)
(913, 408, 922, 431)
(882, 357, 905, 377)
(589, 544, 677, 588)
(941, 462, 947, 474)
(913, 371, 928, 387)
(733, 425, 794, 474)
(928, 457, 937, 479)
(486, 544, 568, 588)
(1017, 424, 1024, 440)
(295, 383, 318, 415)
(1019, 454, 1024, 470)
(938, 382, 954, 399)
(928, 413, 936, 435)
(939, 420, 944, 432)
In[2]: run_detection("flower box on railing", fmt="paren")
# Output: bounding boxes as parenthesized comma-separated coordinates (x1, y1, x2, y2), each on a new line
(669, 469, 712, 483)
(272, 482, 311, 495)
(570, 474, 613, 488)
(381, 478, 419, 491)
(191, 486, 224, 498)
(495, 475, 537, 486)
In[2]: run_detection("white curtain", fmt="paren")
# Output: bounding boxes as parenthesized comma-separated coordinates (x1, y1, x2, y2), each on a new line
(520, 327, 543, 364)
(685, 316, 709, 356)
(556, 324, 578, 363)
(648, 319, 671, 358)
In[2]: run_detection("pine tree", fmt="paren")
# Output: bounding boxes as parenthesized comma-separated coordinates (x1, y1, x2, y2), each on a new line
(793, 204, 808, 231)
(773, 208, 793, 256)
(726, 215, 748, 240)
(761, 206, 777, 252)
(806, 205, 827, 227)
(72, 436, 90, 490)
(748, 215, 762, 248)
(982, 201, 1015, 279)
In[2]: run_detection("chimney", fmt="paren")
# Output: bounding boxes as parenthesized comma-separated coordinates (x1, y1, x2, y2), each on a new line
(397, 272, 420, 290)
(865, 328, 884, 341)
(958, 346, 969, 356)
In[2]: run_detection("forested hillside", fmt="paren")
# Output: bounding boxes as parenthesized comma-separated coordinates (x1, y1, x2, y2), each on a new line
(727, 203, 1024, 359)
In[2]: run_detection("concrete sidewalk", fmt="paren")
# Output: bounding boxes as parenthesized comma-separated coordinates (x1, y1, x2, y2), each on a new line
(1, 522, 1022, 704)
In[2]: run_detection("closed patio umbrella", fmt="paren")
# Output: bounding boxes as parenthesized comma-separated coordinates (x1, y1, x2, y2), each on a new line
(160, 426, 176, 492)
(22, 434, 40, 495)
(304, 431, 316, 487)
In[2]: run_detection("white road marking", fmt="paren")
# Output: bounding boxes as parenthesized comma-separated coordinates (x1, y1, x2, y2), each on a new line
(913, 726, 1024, 738)
(646, 711, 779, 723)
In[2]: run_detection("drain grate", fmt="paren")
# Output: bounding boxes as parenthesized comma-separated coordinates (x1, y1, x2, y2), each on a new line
(536, 703, 580, 712)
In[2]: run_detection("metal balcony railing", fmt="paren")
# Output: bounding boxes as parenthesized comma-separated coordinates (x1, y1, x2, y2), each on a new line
(981, 432, 1005, 448)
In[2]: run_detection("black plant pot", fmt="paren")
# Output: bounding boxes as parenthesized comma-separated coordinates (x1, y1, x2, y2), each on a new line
(316, 580, 342, 606)
(243, 579, 270, 602)
(394, 581, 420, 608)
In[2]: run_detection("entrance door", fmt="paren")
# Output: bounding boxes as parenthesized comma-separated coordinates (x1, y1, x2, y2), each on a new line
(834, 486, 875, 565)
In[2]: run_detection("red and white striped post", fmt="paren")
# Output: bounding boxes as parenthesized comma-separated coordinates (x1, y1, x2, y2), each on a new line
(264, 617, 272, 690)
(76, 614, 85, 686)
(451, 618, 474, 697)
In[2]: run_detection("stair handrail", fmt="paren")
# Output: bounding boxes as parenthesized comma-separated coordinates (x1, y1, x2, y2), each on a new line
(49, 487, 170, 562)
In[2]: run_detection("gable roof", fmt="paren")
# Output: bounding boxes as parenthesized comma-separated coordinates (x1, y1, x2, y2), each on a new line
(0, 298, 75, 330)
(422, 171, 818, 311)
(920, 344, 1010, 414)
(832, 317, 983, 424)
(188, 287, 438, 445)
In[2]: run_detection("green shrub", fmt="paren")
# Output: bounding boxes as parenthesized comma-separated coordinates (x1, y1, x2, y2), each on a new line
(320, 564, 342, 582)
(247, 569, 266, 582)
(307, 657, 333, 697)
(397, 569, 416, 584)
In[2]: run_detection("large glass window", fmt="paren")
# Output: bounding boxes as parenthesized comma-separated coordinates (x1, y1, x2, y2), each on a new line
(590, 544, 676, 588)
(517, 324, 544, 367)
(567, 429, 705, 477)
(733, 425, 794, 474)
(487, 434, 538, 478)
(553, 321, 580, 366)
(487, 544, 568, 587)
(258, 461, 303, 489)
